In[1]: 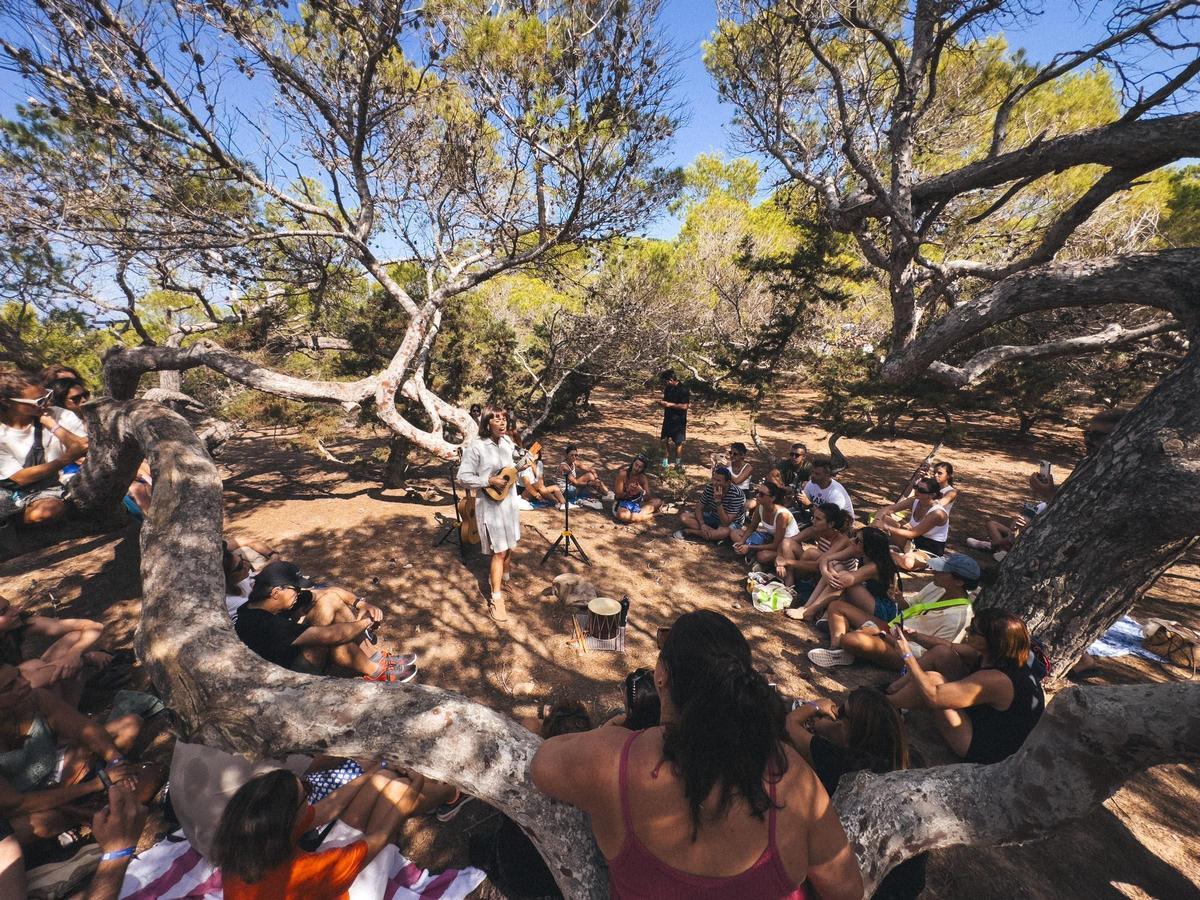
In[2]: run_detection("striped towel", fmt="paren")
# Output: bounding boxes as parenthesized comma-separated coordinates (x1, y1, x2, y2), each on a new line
(119, 823, 486, 899)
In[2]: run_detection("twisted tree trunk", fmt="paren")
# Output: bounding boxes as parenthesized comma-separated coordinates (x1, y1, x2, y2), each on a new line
(65, 399, 1200, 898)
(68, 398, 607, 899)
(979, 347, 1200, 670)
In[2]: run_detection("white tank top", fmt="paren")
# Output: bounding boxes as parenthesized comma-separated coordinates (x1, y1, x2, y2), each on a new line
(911, 499, 950, 543)
(758, 506, 801, 539)
(939, 484, 956, 512)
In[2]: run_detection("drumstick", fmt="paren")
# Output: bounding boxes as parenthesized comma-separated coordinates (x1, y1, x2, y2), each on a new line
(572, 612, 589, 654)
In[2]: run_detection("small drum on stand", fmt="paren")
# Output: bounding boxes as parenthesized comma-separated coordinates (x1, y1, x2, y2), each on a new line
(586, 597, 623, 641)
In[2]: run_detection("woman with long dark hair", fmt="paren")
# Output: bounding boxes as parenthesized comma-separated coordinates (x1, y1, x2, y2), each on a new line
(532, 610, 862, 899)
(793, 527, 901, 632)
(613, 454, 663, 524)
(786, 689, 926, 899)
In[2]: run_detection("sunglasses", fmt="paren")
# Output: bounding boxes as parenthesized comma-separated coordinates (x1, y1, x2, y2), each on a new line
(790, 451, 804, 457)
(8, 390, 53, 406)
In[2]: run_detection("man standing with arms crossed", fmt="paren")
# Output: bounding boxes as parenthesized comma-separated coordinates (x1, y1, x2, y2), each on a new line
(457, 407, 522, 624)
(657, 370, 689, 473)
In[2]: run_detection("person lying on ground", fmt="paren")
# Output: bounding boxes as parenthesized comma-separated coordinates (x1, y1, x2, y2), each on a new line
(224, 535, 277, 573)
(212, 766, 425, 899)
(532, 610, 864, 900)
(732, 482, 801, 566)
(674, 466, 747, 543)
(233, 562, 417, 683)
(0, 664, 159, 849)
(785, 689, 927, 899)
(792, 527, 900, 634)
(874, 476, 950, 572)
(800, 455, 855, 523)
(516, 446, 567, 511)
(612, 454, 663, 524)
(84, 780, 149, 900)
(0, 593, 108, 696)
(0, 370, 87, 528)
(774, 503, 854, 587)
(813, 553, 980, 671)
(222, 538, 281, 623)
(557, 445, 614, 510)
(886, 609, 1045, 764)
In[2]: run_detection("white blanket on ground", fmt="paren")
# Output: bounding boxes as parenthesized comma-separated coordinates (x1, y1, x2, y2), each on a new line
(118, 822, 486, 899)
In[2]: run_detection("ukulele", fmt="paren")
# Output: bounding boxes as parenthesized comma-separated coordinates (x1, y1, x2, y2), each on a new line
(483, 441, 542, 502)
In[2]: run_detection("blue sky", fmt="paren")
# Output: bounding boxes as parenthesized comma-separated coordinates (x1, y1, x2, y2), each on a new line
(0, 2, 1189, 242)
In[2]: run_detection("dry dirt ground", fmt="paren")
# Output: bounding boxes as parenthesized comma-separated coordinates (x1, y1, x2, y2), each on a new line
(1, 385, 1197, 899)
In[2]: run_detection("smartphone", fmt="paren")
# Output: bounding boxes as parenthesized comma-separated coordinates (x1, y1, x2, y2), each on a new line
(1039, 460, 1052, 481)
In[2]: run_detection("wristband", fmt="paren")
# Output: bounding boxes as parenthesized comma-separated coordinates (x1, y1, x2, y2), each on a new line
(98, 769, 113, 789)
(100, 847, 135, 862)
(106, 756, 127, 767)
(901, 652, 913, 661)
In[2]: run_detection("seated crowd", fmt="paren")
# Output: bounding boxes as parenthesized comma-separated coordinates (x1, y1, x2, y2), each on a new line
(0, 361, 1087, 900)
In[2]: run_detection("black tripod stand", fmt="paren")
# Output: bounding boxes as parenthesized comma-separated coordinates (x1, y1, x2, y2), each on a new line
(434, 469, 467, 559)
(541, 497, 591, 565)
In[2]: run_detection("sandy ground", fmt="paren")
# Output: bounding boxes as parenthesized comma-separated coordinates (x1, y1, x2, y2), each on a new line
(1, 385, 1197, 899)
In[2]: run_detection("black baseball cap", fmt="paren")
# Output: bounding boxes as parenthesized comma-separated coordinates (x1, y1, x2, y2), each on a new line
(248, 561, 316, 602)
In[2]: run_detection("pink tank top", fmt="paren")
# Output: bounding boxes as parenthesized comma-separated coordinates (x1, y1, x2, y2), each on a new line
(607, 730, 810, 900)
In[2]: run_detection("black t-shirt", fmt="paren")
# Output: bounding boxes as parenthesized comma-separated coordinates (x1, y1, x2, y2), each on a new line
(777, 459, 812, 491)
(234, 606, 309, 669)
(809, 735, 928, 900)
(662, 383, 689, 428)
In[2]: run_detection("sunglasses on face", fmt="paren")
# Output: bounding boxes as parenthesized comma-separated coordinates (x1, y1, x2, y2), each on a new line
(8, 390, 53, 406)
(790, 451, 804, 457)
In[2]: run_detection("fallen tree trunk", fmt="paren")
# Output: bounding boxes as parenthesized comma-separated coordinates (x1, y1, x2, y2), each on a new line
(837, 681, 1200, 895)
(65, 399, 1200, 898)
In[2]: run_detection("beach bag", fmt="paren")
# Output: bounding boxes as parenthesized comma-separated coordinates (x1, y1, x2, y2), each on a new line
(750, 578, 793, 613)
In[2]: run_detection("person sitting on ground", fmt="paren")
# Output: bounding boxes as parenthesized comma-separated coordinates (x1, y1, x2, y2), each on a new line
(1029, 409, 1124, 505)
(516, 445, 567, 511)
(728, 443, 754, 493)
(887, 609, 1045, 764)
(504, 407, 524, 449)
(786, 689, 927, 900)
(794, 527, 901, 644)
(0, 664, 158, 850)
(557, 445, 614, 511)
(531, 610, 864, 899)
(38, 365, 82, 387)
(800, 455, 855, 523)
(774, 503, 853, 587)
(233, 561, 416, 683)
(732, 482, 801, 567)
(874, 476, 950, 572)
(767, 442, 811, 509)
(613, 454, 663, 524)
(212, 765, 425, 899)
(674, 466, 747, 543)
(0, 370, 87, 528)
(0, 593, 109, 696)
(222, 537, 280, 623)
(825, 553, 980, 672)
(966, 511, 1036, 555)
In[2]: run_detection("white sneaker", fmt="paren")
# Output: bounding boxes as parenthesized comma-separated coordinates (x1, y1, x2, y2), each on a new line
(808, 647, 853, 668)
(517, 497, 534, 511)
(966, 538, 992, 550)
(602, 490, 615, 502)
(672, 530, 686, 540)
(579, 498, 604, 510)
(556, 503, 567, 511)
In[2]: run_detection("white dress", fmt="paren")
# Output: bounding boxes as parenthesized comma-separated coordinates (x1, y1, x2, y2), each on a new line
(457, 436, 522, 554)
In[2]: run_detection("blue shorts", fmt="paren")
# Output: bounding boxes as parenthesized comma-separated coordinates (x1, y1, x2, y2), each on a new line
(618, 500, 642, 514)
(873, 597, 899, 622)
(702, 510, 722, 529)
(745, 531, 770, 546)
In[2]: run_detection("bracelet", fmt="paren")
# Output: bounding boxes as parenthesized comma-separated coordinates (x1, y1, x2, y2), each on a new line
(901, 652, 914, 661)
(807, 701, 821, 711)
(100, 847, 135, 862)
(106, 756, 127, 768)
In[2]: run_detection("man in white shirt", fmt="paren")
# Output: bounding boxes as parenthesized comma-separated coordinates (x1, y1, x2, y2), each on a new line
(0, 370, 87, 526)
(801, 456, 855, 521)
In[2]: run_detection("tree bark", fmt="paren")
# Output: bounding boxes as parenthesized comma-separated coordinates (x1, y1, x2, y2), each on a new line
(382, 435, 411, 488)
(979, 347, 1200, 669)
(67, 398, 609, 899)
(836, 681, 1200, 896)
